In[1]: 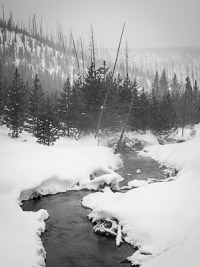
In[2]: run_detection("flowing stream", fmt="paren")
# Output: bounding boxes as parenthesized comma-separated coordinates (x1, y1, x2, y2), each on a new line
(22, 151, 165, 267)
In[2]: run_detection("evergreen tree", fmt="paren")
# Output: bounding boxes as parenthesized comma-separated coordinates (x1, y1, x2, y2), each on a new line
(150, 88, 160, 133)
(184, 76, 194, 125)
(152, 70, 159, 96)
(159, 91, 177, 134)
(129, 78, 140, 130)
(171, 73, 181, 97)
(171, 73, 182, 126)
(106, 73, 124, 130)
(36, 95, 59, 145)
(119, 75, 133, 116)
(58, 78, 76, 136)
(193, 80, 200, 124)
(159, 69, 168, 97)
(137, 88, 150, 131)
(0, 60, 6, 123)
(81, 63, 104, 131)
(72, 75, 84, 131)
(4, 68, 26, 137)
(26, 74, 44, 135)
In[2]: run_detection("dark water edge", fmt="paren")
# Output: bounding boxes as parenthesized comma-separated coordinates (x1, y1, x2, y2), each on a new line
(22, 151, 165, 267)
(22, 190, 135, 267)
(118, 151, 166, 187)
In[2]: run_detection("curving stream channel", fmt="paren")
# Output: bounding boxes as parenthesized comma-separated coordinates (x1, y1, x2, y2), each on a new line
(22, 151, 165, 267)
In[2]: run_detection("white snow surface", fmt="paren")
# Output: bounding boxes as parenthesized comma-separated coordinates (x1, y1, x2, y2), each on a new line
(2, 123, 200, 267)
(82, 135, 200, 267)
(0, 126, 122, 267)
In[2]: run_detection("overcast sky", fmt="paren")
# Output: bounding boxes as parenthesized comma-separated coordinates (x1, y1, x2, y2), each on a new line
(2, 0, 200, 48)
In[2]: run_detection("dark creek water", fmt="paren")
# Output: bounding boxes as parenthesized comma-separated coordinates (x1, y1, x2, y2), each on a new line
(118, 152, 165, 187)
(22, 152, 165, 267)
(23, 191, 134, 267)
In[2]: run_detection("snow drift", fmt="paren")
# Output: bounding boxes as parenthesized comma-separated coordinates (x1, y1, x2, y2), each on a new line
(83, 136, 200, 267)
(0, 126, 122, 267)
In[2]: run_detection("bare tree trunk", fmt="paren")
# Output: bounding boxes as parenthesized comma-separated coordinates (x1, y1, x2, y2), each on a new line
(91, 24, 96, 68)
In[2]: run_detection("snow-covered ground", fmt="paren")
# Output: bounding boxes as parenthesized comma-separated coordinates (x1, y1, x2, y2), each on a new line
(0, 126, 122, 267)
(1, 124, 200, 267)
(83, 127, 200, 267)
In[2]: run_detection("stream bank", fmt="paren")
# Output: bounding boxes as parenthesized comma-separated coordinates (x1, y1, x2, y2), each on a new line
(22, 151, 166, 267)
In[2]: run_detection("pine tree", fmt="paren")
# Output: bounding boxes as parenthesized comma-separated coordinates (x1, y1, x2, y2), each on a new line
(107, 73, 124, 130)
(193, 80, 200, 124)
(150, 89, 161, 133)
(26, 74, 44, 135)
(159, 69, 168, 97)
(0, 60, 6, 123)
(58, 78, 76, 136)
(171, 73, 181, 97)
(4, 68, 26, 138)
(170, 73, 182, 126)
(129, 78, 140, 130)
(152, 70, 159, 96)
(159, 91, 177, 134)
(184, 76, 194, 125)
(137, 88, 150, 131)
(72, 76, 84, 131)
(36, 95, 59, 145)
(81, 63, 103, 131)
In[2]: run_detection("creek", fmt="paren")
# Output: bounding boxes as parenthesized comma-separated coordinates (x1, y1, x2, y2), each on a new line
(22, 151, 165, 267)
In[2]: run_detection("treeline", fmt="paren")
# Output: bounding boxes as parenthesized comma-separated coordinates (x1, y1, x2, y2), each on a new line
(0, 10, 63, 51)
(1, 59, 200, 145)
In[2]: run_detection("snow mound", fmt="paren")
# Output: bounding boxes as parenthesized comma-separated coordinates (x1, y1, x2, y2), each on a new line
(82, 136, 200, 267)
(0, 126, 123, 267)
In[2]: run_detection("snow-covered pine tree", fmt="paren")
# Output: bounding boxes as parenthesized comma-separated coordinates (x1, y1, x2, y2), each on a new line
(26, 74, 44, 135)
(36, 94, 59, 145)
(4, 68, 26, 138)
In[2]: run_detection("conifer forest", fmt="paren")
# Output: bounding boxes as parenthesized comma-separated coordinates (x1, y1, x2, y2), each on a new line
(0, 12, 200, 145)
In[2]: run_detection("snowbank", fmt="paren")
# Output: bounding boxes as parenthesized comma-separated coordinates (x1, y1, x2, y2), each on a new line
(82, 136, 200, 267)
(0, 126, 123, 267)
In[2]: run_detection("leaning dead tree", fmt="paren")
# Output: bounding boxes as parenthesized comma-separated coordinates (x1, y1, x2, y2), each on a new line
(95, 22, 125, 138)
(90, 24, 96, 68)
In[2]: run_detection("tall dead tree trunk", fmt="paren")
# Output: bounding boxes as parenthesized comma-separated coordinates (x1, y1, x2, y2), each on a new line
(91, 24, 96, 68)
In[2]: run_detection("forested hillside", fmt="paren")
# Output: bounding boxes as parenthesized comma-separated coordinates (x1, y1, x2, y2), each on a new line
(0, 13, 200, 145)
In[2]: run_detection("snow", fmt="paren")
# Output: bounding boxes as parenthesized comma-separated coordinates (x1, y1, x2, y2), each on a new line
(1, 123, 200, 267)
(0, 126, 122, 267)
(82, 134, 200, 267)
